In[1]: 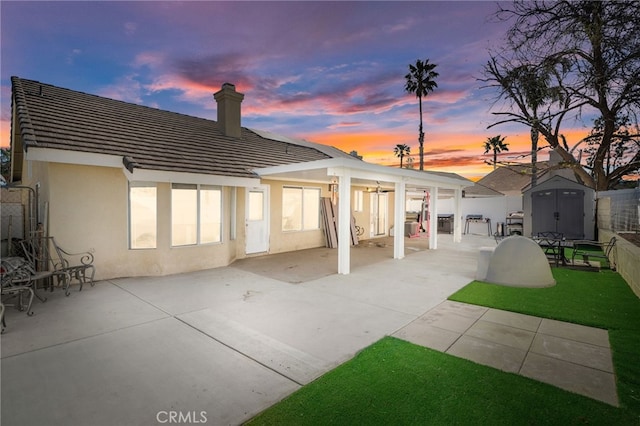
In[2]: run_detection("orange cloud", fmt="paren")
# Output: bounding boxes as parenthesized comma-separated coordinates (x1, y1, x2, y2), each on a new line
(303, 126, 592, 179)
(0, 119, 10, 149)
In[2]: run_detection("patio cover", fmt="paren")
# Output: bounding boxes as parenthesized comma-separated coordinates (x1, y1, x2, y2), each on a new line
(254, 157, 471, 274)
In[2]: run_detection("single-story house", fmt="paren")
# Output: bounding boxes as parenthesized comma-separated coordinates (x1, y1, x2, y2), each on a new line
(7, 77, 470, 280)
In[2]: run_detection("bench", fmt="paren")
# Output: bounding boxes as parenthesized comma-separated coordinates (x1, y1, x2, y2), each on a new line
(571, 237, 616, 270)
(20, 237, 95, 294)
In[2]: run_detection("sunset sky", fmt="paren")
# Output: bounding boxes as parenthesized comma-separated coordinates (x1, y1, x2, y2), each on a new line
(0, 1, 591, 180)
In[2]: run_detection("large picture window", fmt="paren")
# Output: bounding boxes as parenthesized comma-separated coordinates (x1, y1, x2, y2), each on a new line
(129, 182, 157, 249)
(172, 184, 222, 246)
(282, 186, 320, 231)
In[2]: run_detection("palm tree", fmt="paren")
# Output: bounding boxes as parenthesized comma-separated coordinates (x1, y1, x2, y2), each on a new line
(483, 135, 509, 169)
(404, 59, 439, 171)
(393, 144, 411, 168)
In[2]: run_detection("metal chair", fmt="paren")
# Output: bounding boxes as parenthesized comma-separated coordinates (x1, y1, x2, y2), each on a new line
(19, 237, 74, 295)
(571, 236, 617, 270)
(51, 237, 95, 291)
(1, 257, 38, 318)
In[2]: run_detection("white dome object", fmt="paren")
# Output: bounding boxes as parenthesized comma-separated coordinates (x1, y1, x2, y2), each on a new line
(484, 236, 556, 288)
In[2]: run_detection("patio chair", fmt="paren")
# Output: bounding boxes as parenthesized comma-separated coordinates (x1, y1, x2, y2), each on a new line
(51, 237, 95, 291)
(1, 256, 38, 317)
(19, 237, 77, 295)
(571, 236, 617, 270)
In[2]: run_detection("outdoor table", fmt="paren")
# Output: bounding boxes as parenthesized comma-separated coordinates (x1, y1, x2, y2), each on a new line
(533, 237, 572, 267)
(464, 217, 492, 236)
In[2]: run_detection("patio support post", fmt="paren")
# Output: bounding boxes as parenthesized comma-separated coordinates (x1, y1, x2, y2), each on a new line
(393, 180, 406, 259)
(453, 188, 463, 243)
(429, 187, 438, 249)
(338, 170, 351, 274)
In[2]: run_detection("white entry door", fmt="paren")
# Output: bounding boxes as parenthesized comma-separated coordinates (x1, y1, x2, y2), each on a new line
(246, 186, 269, 254)
(370, 192, 388, 237)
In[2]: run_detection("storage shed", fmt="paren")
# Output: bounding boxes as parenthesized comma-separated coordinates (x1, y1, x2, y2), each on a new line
(523, 175, 595, 240)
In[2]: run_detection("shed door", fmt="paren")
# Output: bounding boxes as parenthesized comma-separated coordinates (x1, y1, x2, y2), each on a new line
(531, 188, 584, 239)
(532, 190, 557, 234)
(557, 189, 584, 239)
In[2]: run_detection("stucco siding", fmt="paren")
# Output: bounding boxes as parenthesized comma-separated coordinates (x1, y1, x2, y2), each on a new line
(263, 179, 329, 254)
(44, 164, 240, 280)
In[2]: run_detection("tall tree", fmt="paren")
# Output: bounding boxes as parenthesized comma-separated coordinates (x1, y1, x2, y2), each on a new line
(483, 135, 509, 169)
(484, 1, 640, 190)
(405, 59, 439, 171)
(0, 147, 10, 183)
(393, 144, 411, 168)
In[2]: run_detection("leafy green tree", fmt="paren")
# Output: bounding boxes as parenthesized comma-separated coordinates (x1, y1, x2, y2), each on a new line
(405, 59, 439, 171)
(484, 1, 640, 190)
(0, 147, 10, 183)
(393, 144, 411, 168)
(483, 135, 509, 170)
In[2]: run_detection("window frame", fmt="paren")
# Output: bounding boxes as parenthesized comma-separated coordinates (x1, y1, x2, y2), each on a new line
(171, 183, 223, 247)
(281, 185, 321, 232)
(353, 189, 364, 212)
(128, 182, 158, 250)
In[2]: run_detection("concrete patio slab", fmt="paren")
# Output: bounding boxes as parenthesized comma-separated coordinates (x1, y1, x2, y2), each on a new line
(392, 322, 461, 352)
(538, 318, 611, 347)
(1, 281, 168, 358)
(394, 300, 619, 407)
(465, 320, 536, 351)
(529, 333, 614, 372)
(433, 300, 489, 319)
(481, 308, 542, 332)
(111, 267, 288, 316)
(521, 352, 618, 407)
(1, 234, 621, 424)
(1, 317, 300, 426)
(415, 309, 480, 333)
(177, 308, 329, 385)
(447, 334, 527, 373)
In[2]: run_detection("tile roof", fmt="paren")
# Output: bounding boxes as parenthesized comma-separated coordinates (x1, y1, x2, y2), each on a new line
(472, 163, 550, 195)
(11, 77, 344, 179)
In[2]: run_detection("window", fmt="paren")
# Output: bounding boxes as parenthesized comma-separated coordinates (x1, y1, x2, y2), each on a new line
(172, 184, 222, 246)
(353, 190, 364, 212)
(129, 182, 157, 249)
(282, 186, 320, 231)
(200, 186, 222, 244)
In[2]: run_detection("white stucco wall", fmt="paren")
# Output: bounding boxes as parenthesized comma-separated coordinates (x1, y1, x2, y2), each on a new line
(19, 162, 399, 281)
(437, 195, 523, 236)
(35, 164, 240, 280)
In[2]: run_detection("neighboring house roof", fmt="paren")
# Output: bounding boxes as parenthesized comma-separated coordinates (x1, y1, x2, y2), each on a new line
(11, 77, 342, 180)
(465, 163, 550, 196)
(463, 181, 504, 197)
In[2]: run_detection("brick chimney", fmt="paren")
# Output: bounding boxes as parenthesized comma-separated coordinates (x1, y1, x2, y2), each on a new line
(213, 83, 244, 138)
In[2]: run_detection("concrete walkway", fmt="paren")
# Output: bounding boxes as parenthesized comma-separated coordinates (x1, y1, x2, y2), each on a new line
(0, 234, 619, 425)
(393, 300, 618, 406)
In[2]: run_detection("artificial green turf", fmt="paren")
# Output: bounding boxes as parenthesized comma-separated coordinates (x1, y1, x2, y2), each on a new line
(448, 268, 640, 330)
(247, 337, 635, 425)
(248, 268, 640, 425)
(449, 268, 640, 415)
